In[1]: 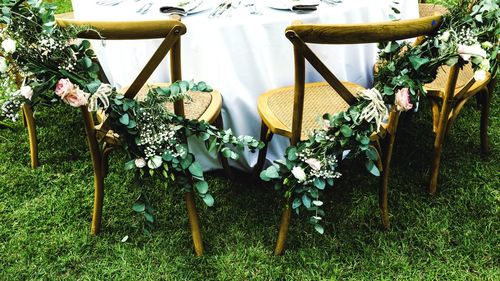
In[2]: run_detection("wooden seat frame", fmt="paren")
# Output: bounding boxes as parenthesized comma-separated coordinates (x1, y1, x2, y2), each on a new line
(55, 14, 227, 256)
(253, 15, 444, 255)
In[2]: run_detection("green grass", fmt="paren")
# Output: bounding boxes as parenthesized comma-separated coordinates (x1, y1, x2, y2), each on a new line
(1, 0, 499, 280)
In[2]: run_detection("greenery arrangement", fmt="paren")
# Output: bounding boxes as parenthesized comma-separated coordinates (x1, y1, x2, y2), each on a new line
(0, 0, 262, 230)
(260, 0, 498, 233)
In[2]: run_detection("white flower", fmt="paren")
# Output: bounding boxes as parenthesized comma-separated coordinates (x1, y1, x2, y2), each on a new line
(473, 70, 487, 82)
(1, 38, 16, 54)
(457, 44, 487, 61)
(305, 158, 321, 171)
(0, 56, 7, 73)
(481, 41, 493, 49)
(19, 86, 33, 100)
(439, 31, 450, 42)
(135, 157, 146, 168)
(291, 166, 306, 182)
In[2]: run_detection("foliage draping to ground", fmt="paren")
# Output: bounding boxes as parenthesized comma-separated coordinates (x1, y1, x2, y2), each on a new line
(0, 0, 498, 279)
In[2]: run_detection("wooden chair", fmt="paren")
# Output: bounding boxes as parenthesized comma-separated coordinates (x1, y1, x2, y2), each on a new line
(416, 1, 493, 195)
(424, 63, 492, 195)
(253, 15, 444, 255)
(56, 14, 229, 256)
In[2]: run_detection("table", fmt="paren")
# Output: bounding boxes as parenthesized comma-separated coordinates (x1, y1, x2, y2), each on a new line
(71, 0, 419, 171)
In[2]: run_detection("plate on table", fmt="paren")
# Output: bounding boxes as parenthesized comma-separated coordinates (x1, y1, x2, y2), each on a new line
(265, 0, 320, 10)
(162, 0, 214, 14)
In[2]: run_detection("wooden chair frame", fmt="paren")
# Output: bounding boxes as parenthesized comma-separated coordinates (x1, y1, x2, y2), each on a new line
(55, 14, 216, 256)
(254, 15, 444, 255)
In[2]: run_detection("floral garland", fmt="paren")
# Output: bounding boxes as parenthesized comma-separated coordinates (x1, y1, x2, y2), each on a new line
(261, 0, 498, 233)
(0, 0, 263, 229)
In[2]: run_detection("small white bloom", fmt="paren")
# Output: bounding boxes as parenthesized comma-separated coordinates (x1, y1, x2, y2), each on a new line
(135, 157, 146, 168)
(473, 70, 487, 82)
(0, 56, 7, 73)
(1, 38, 16, 54)
(291, 166, 307, 182)
(305, 158, 322, 171)
(439, 31, 451, 42)
(19, 86, 33, 100)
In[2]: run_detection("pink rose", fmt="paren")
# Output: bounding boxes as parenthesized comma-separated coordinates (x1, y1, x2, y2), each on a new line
(395, 88, 413, 112)
(63, 87, 90, 107)
(457, 44, 486, 62)
(55, 78, 74, 98)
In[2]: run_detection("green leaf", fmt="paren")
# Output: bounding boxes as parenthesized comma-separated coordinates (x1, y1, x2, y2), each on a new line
(260, 166, 280, 181)
(132, 202, 145, 212)
(147, 156, 163, 169)
(302, 194, 312, 208)
(202, 194, 214, 207)
(366, 146, 379, 161)
(287, 147, 298, 161)
(314, 178, 325, 190)
(124, 160, 136, 170)
(221, 147, 232, 158)
(188, 162, 204, 179)
(195, 180, 209, 194)
(408, 56, 430, 71)
(119, 113, 130, 125)
(208, 138, 217, 152)
(292, 197, 302, 209)
(340, 125, 352, 137)
(312, 200, 323, 206)
(365, 160, 381, 177)
(314, 224, 325, 234)
(144, 212, 154, 223)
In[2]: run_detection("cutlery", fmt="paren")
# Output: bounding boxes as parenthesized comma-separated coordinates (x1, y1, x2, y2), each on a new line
(96, 0, 127, 6)
(208, 0, 232, 18)
(160, 0, 204, 16)
(244, 0, 261, 15)
(137, 2, 153, 14)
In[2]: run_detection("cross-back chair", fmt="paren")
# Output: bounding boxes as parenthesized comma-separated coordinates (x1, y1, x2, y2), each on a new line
(423, 57, 492, 195)
(55, 14, 227, 256)
(416, 3, 493, 195)
(253, 15, 444, 255)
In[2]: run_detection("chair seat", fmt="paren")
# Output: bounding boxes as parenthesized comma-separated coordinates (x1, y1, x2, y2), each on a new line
(258, 81, 364, 140)
(418, 3, 448, 17)
(120, 82, 223, 123)
(424, 63, 491, 100)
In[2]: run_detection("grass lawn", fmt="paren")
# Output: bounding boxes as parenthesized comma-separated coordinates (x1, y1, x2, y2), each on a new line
(1, 0, 498, 280)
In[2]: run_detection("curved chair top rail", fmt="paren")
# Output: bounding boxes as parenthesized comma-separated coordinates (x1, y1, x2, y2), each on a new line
(55, 12, 187, 40)
(286, 14, 443, 44)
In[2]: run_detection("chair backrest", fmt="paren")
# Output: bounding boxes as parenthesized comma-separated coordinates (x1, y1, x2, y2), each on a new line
(284, 14, 443, 144)
(55, 13, 187, 117)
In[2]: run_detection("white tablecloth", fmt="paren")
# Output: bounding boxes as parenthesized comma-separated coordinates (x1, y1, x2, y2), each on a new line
(71, 0, 419, 171)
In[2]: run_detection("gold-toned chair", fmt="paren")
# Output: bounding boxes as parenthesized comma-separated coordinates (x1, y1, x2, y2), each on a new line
(253, 15, 444, 255)
(424, 63, 492, 195)
(416, 1, 493, 195)
(56, 14, 228, 256)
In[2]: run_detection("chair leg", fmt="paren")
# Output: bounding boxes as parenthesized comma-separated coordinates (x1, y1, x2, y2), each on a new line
(80, 108, 105, 235)
(444, 98, 468, 138)
(185, 191, 204, 256)
(429, 102, 452, 195)
(101, 145, 116, 177)
(379, 132, 397, 230)
(252, 122, 273, 180)
(214, 115, 233, 179)
(22, 104, 39, 169)
(479, 89, 491, 155)
(274, 199, 292, 256)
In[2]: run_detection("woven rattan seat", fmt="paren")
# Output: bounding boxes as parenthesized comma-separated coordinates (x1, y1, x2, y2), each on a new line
(424, 63, 490, 99)
(122, 83, 221, 121)
(418, 3, 448, 17)
(259, 81, 363, 140)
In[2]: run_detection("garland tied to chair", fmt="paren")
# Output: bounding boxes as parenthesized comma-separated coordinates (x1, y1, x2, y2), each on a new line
(260, 0, 498, 233)
(0, 0, 263, 231)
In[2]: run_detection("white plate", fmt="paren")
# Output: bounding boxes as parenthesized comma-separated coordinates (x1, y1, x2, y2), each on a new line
(265, 0, 319, 10)
(163, 0, 215, 14)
